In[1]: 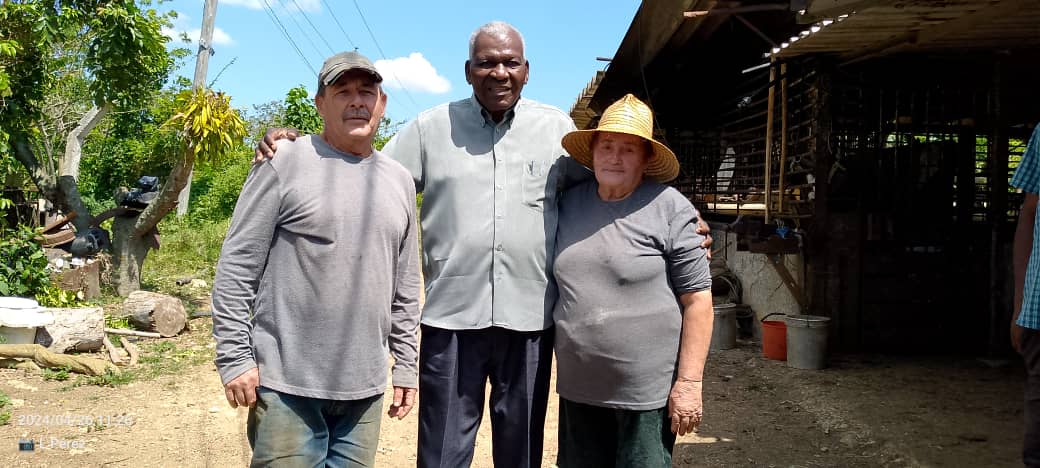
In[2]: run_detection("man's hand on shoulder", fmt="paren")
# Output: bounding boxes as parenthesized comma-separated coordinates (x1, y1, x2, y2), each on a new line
(253, 127, 301, 163)
(387, 386, 416, 420)
(696, 217, 714, 259)
(224, 367, 260, 409)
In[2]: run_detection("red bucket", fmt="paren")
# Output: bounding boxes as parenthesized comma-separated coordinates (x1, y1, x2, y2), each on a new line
(761, 313, 787, 360)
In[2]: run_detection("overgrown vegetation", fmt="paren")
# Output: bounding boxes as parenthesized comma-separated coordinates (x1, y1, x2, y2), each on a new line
(0, 224, 85, 305)
(0, 225, 49, 296)
(141, 216, 231, 294)
(0, 390, 10, 426)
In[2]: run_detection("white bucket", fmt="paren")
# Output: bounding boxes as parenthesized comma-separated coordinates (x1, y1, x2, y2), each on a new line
(710, 303, 738, 350)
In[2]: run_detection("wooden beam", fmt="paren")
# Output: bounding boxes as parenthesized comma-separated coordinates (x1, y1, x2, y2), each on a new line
(839, 0, 1026, 64)
(764, 60, 777, 223)
(802, 0, 894, 22)
(769, 254, 806, 310)
(684, 4, 788, 17)
(778, 63, 789, 215)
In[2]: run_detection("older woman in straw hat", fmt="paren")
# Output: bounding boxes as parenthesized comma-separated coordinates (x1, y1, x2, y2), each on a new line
(552, 94, 713, 467)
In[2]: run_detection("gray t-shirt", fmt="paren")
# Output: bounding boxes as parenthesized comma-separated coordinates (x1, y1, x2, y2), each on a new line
(552, 180, 711, 410)
(212, 135, 421, 400)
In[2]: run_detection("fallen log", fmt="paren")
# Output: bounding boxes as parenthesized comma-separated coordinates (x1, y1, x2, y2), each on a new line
(0, 344, 118, 376)
(122, 291, 187, 337)
(104, 328, 160, 338)
(36, 307, 105, 353)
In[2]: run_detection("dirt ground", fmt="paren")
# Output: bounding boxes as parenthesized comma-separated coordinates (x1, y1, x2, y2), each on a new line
(0, 317, 1026, 467)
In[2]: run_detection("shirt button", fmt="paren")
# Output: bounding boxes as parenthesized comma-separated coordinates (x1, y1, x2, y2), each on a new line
(495, 245, 504, 251)
(495, 184, 502, 189)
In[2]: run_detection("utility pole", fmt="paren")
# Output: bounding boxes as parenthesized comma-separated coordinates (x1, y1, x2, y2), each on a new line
(176, 0, 218, 216)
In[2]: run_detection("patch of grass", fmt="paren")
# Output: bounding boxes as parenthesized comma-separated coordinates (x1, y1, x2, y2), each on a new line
(0, 390, 11, 426)
(42, 366, 71, 381)
(135, 340, 212, 380)
(104, 315, 132, 330)
(141, 217, 229, 294)
(82, 370, 136, 386)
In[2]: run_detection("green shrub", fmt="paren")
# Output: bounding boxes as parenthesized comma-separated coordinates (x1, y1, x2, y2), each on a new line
(0, 225, 49, 297)
(190, 151, 251, 223)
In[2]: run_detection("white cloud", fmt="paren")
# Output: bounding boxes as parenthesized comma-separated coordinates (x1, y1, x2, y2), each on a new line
(374, 53, 451, 95)
(162, 26, 235, 47)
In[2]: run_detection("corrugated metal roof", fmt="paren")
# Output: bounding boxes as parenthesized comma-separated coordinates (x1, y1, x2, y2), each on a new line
(770, 0, 1040, 60)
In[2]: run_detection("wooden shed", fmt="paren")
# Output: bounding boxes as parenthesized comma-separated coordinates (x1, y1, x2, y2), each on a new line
(573, 0, 1040, 354)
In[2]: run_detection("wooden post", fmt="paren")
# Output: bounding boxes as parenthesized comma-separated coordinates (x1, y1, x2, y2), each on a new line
(764, 58, 777, 223)
(779, 62, 789, 215)
(807, 68, 833, 331)
(988, 59, 1009, 356)
(177, 0, 219, 216)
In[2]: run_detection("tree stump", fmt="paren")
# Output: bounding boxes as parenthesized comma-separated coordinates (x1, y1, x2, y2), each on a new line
(35, 307, 105, 353)
(122, 291, 187, 337)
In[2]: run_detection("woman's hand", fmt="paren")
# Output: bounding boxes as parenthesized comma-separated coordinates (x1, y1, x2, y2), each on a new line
(668, 378, 703, 436)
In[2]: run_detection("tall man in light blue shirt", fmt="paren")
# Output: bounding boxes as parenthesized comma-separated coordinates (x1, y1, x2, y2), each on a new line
(1011, 124, 1040, 467)
(382, 23, 578, 468)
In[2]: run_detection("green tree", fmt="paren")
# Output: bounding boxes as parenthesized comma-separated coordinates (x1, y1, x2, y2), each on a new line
(0, 1, 247, 295)
(283, 85, 323, 135)
(1, 1, 172, 229)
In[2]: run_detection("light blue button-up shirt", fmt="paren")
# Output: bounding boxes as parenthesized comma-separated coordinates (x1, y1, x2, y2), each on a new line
(382, 96, 585, 331)
(1012, 125, 1040, 330)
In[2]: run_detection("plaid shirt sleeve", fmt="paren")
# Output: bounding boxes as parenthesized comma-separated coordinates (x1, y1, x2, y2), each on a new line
(1012, 126, 1040, 194)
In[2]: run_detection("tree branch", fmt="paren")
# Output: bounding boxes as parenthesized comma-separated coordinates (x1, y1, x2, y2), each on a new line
(59, 104, 110, 231)
(133, 145, 193, 237)
(11, 133, 62, 206)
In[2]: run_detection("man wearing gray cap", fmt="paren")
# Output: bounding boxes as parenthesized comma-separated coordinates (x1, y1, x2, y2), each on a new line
(212, 50, 421, 467)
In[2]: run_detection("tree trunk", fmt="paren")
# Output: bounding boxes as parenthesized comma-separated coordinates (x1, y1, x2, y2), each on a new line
(59, 104, 109, 231)
(35, 307, 105, 353)
(122, 291, 187, 337)
(111, 215, 153, 296)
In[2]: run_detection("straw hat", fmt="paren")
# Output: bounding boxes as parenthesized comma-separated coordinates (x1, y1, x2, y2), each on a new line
(562, 93, 680, 183)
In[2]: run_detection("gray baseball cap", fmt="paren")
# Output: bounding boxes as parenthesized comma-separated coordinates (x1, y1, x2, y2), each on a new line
(319, 51, 383, 86)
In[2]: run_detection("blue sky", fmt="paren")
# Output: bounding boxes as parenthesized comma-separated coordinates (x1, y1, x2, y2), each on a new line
(160, 0, 641, 123)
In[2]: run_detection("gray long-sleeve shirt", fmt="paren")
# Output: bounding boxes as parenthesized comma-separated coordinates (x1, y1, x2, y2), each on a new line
(212, 135, 421, 400)
(382, 96, 585, 331)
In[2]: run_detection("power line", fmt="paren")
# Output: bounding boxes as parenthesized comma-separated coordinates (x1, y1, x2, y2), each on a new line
(259, 0, 317, 76)
(350, 0, 421, 112)
(282, 2, 328, 59)
(320, 0, 357, 50)
(292, 0, 337, 55)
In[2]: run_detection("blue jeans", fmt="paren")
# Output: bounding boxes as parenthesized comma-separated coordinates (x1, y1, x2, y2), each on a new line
(247, 386, 383, 468)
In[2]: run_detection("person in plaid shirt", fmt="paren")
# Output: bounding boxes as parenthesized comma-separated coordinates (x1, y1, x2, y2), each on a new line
(1012, 124, 1040, 467)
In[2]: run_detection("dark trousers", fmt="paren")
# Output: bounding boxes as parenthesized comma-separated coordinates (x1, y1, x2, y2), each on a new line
(557, 398, 675, 468)
(1024, 327, 1040, 467)
(417, 325, 553, 468)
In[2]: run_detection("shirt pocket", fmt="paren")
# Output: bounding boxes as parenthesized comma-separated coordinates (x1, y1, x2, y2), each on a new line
(522, 160, 552, 211)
